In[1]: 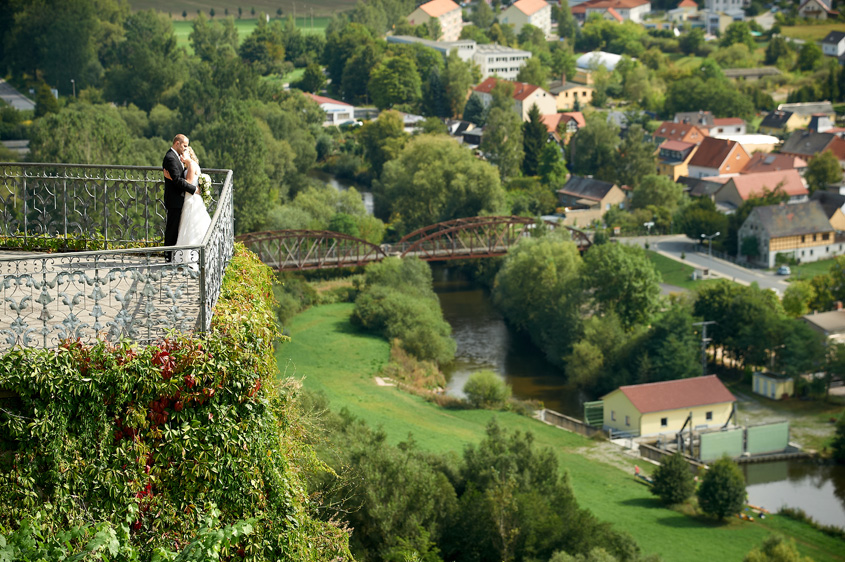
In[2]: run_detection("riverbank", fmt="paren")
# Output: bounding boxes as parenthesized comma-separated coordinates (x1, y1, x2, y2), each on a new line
(277, 303, 845, 562)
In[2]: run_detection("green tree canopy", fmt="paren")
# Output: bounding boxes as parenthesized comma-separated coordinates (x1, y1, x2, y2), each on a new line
(616, 126, 657, 189)
(697, 457, 747, 519)
(569, 113, 620, 183)
(368, 55, 422, 110)
(806, 150, 844, 193)
(522, 104, 547, 177)
(744, 535, 814, 562)
(631, 174, 685, 212)
(464, 370, 512, 409)
(651, 453, 695, 505)
(359, 110, 408, 178)
(720, 21, 755, 51)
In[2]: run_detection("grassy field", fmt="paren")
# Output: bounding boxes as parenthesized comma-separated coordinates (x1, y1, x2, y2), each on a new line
(128, 0, 356, 17)
(277, 303, 845, 562)
(646, 249, 719, 291)
(791, 257, 839, 280)
(780, 23, 845, 42)
(171, 17, 328, 52)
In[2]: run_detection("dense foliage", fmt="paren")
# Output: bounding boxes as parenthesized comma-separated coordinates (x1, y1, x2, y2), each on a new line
(0, 246, 350, 560)
(696, 457, 747, 520)
(463, 370, 512, 409)
(650, 453, 695, 506)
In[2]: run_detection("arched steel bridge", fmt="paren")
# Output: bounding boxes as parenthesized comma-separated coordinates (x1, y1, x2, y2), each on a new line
(236, 216, 592, 271)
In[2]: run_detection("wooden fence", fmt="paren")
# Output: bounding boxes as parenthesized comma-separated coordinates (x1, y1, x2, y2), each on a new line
(541, 409, 609, 439)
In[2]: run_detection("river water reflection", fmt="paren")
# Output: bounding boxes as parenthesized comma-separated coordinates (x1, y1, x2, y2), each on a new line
(432, 263, 845, 528)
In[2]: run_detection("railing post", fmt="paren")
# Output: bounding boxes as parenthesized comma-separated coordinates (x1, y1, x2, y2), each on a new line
(199, 245, 207, 332)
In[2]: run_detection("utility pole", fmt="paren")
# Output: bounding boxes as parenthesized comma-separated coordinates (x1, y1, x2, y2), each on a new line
(693, 320, 716, 375)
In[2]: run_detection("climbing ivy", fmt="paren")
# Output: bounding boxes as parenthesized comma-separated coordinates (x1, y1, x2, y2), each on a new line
(0, 244, 350, 561)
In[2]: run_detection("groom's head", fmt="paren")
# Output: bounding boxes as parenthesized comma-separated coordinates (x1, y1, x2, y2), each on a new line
(172, 134, 189, 155)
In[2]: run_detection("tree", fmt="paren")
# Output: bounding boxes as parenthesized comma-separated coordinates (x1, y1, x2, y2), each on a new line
(377, 135, 505, 233)
(516, 57, 548, 87)
(773, 319, 826, 378)
(421, 65, 449, 118)
(651, 453, 695, 505)
(798, 42, 824, 72)
(555, 0, 578, 40)
(806, 150, 844, 193)
(34, 83, 59, 118)
(539, 142, 568, 188)
(469, 0, 495, 28)
(368, 55, 422, 110)
(765, 36, 793, 68)
(720, 21, 755, 51)
(697, 457, 747, 519)
(569, 113, 620, 182)
(616, 125, 656, 189)
(522, 104, 547, 177)
(680, 28, 705, 56)
(189, 13, 238, 62)
(464, 370, 512, 409)
(744, 535, 814, 562)
(295, 62, 326, 93)
(359, 110, 408, 178)
(481, 105, 524, 181)
(443, 50, 474, 117)
(631, 174, 685, 212)
(463, 93, 486, 125)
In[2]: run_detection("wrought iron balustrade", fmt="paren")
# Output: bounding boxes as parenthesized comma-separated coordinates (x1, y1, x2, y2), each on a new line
(0, 163, 234, 350)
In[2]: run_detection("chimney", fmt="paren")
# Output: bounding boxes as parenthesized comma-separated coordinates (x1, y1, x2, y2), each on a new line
(562, 72, 566, 84)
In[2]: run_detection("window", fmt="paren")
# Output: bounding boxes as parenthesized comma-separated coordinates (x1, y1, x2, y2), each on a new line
(625, 415, 630, 426)
(813, 234, 817, 241)
(823, 233, 830, 241)
(661, 417, 668, 427)
(706, 411, 713, 421)
(801, 235, 806, 243)
(611, 410, 615, 421)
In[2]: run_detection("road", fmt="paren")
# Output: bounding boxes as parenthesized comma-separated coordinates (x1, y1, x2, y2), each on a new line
(0, 79, 35, 111)
(618, 234, 790, 295)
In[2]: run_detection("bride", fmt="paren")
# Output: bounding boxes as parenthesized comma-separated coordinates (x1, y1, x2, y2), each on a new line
(168, 146, 211, 268)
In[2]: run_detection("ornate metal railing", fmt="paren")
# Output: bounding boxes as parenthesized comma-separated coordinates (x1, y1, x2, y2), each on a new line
(0, 163, 234, 350)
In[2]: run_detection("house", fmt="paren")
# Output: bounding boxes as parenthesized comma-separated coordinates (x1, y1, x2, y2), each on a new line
(737, 200, 839, 267)
(713, 169, 809, 211)
(758, 110, 804, 136)
(752, 372, 795, 400)
(741, 153, 808, 176)
(556, 175, 626, 227)
(680, 176, 728, 200)
(548, 76, 594, 111)
(472, 77, 556, 121)
(657, 140, 698, 181)
(780, 131, 845, 169)
(407, 0, 463, 42)
(711, 133, 780, 155)
(687, 136, 751, 178)
(572, 0, 652, 23)
(821, 30, 845, 58)
(653, 121, 708, 145)
(808, 114, 835, 133)
(798, 0, 838, 19)
(473, 43, 533, 80)
(304, 93, 355, 126)
(711, 118, 747, 135)
(674, 111, 746, 135)
(810, 190, 845, 231)
(802, 307, 845, 343)
(777, 101, 836, 128)
(705, 10, 737, 35)
(541, 112, 585, 142)
(600, 375, 736, 437)
(499, 0, 553, 37)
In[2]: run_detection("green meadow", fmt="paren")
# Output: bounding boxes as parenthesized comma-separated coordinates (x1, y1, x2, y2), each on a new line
(171, 17, 329, 53)
(277, 302, 845, 562)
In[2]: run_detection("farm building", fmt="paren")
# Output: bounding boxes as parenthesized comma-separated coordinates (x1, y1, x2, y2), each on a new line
(600, 375, 735, 437)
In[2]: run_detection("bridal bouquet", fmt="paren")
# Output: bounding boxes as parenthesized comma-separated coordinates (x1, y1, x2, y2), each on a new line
(197, 174, 212, 205)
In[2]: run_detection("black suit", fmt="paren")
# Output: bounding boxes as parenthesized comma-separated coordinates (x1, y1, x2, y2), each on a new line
(162, 148, 197, 260)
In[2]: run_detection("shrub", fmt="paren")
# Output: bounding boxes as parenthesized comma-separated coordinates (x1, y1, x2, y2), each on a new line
(463, 370, 512, 409)
(697, 457, 747, 519)
(744, 535, 813, 562)
(650, 453, 695, 505)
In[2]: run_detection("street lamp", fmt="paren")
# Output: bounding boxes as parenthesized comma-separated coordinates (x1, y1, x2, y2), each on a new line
(70, 79, 75, 98)
(701, 231, 720, 260)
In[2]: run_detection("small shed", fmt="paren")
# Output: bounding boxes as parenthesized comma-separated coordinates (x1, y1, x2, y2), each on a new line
(752, 372, 794, 400)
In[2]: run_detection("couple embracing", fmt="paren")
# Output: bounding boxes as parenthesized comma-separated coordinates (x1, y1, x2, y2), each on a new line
(162, 134, 211, 265)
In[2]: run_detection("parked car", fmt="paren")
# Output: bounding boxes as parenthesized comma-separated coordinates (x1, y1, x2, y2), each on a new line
(777, 265, 791, 275)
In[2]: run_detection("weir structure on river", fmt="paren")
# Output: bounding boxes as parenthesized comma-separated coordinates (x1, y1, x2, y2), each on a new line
(237, 216, 593, 271)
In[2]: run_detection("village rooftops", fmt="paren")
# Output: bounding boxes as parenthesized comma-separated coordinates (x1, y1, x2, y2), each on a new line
(727, 169, 808, 201)
(810, 190, 845, 219)
(747, 200, 832, 238)
(781, 131, 845, 160)
(304, 93, 352, 107)
(759, 110, 795, 129)
(512, 0, 549, 15)
(418, 0, 461, 17)
(687, 136, 743, 169)
(777, 101, 835, 116)
(742, 152, 808, 175)
(473, 77, 544, 102)
(557, 175, 617, 202)
(604, 375, 735, 414)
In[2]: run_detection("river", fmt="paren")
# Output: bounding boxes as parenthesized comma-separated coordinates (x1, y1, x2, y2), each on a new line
(431, 262, 845, 529)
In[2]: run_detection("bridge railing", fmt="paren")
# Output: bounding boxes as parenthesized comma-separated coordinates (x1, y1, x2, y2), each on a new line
(0, 163, 234, 350)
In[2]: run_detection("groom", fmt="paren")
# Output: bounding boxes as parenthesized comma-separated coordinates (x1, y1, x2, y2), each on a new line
(162, 134, 197, 261)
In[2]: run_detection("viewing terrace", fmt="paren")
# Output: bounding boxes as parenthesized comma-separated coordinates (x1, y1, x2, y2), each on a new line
(0, 163, 234, 351)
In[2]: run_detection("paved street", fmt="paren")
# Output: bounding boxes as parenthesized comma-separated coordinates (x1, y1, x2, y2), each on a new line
(0, 78, 35, 111)
(618, 234, 790, 295)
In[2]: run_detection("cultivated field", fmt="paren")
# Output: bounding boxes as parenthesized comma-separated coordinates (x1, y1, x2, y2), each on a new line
(171, 17, 328, 50)
(780, 23, 845, 42)
(128, 0, 357, 18)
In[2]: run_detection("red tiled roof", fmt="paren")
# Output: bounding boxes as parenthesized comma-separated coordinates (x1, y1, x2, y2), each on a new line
(541, 113, 565, 133)
(304, 93, 352, 107)
(513, 0, 549, 16)
(688, 136, 744, 169)
(606, 7, 624, 21)
(609, 375, 736, 414)
(678, 0, 698, 7)
(419, 0, 460, 17)
(729, 169, 808, 200)
(660, 140, 695, 152)
(561, 111, 586, 128)
(654, 121, 708, 143)
(828, 137, 845, 161)
(713, 117, 746, 126)
(580, 0, 652, 9)
(741, 152, 808, 174)
(473, 77, 543, 102)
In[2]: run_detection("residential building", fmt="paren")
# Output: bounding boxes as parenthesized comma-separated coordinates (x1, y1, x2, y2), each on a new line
(780, 131, 845, 169)
(680, 176, 728, 200)
(705, 0, 747, 12)
(687, 136, 751, 178)
(600, 375, 736, 437)
(653, 121, 708, 145)
(674, 111, 746, 135)
(798, 0, 838, 19)
(472, 77, 557, 121)
(657, 140, 698, 181)
(737, 200, 838, 267)
(741, 153, 808, 176)
(713, 169, 809, 212)
(705, 10, 736, 34)
(547, 77, 594, 110)
(802, 308, 845, 343)
(808, 114, 835, 133)
(499, 0, 553, 37)
(386, 35, 476, 63)
(556, 175, 626, 227)
(473, 43, 533, 80)
(821, 30, 845, 58)
(407, 0, 463, 42)
(810, 190, 845, 231)
(541, 112, 585, 142)
(777, 101, 836, 127)
(758, 110, 804, 136)
(304, 93, 355, 126)
(572, 0, 652, 23)
(711, 133, 780, 155)
(752, 372, 794, 400)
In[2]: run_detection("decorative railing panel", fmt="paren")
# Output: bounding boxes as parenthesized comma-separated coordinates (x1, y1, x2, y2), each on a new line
(0, 163, 234, 350)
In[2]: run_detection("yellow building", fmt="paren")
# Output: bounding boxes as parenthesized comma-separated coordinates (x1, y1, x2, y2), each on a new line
(600, 375, 736, 437)
(752, 372, 795, 400)
(656, 140, 698, 181)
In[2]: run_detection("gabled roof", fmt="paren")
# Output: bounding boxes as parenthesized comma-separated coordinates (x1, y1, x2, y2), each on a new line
(418, 0, 460, 17)
(675, 110, 715, 127)
(781, 131, 844, 158)
(678, 0, 697, 7)
(688, 136, 745, 170)
(822, 31, 845, 44)
(747, 200, 832, 237)
(561, 111, 586, 128)
(759, 110, 794, 129)
(802, 309, 845, 335)
(603, 375, 735, 414)
(800, 0, 836, 14)
(606, 7, 624, 21)
(660, 140, 696, 152)
(777, 101, 835, 116)
(810, 190, 845, 219)
(713, 117, 745, 126)
(473, 77, 547, 102)
(654, 121, 707, 143)
(680, 176, 726, 198)
(304, 93, 352, 107)
(512, 0, 549, 16)
(557, 175, 618, 202)
(726, 169, 808, 200)
(741, 152, 807, 175)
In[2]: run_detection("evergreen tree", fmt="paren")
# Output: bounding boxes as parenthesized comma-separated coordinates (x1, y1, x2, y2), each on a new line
(697, 457, 747, 519)
(463, 93, 486, 125)
(651, 453, 695, 505)
(421, 65, 449, 118)
(616, 125, 656, 189)
(34, 83, 59, 117)
(538, 143, 568, 188)
(522, 104, 547, 177)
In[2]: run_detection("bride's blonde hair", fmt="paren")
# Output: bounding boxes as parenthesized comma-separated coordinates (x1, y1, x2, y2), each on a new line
(184, 146, 199, 165)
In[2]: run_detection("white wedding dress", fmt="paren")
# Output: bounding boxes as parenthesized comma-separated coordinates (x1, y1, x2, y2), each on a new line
(173, 162, 212, 270)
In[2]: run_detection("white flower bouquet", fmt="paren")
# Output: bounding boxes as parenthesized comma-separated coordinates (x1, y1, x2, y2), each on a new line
(197, 173, 212, 205)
